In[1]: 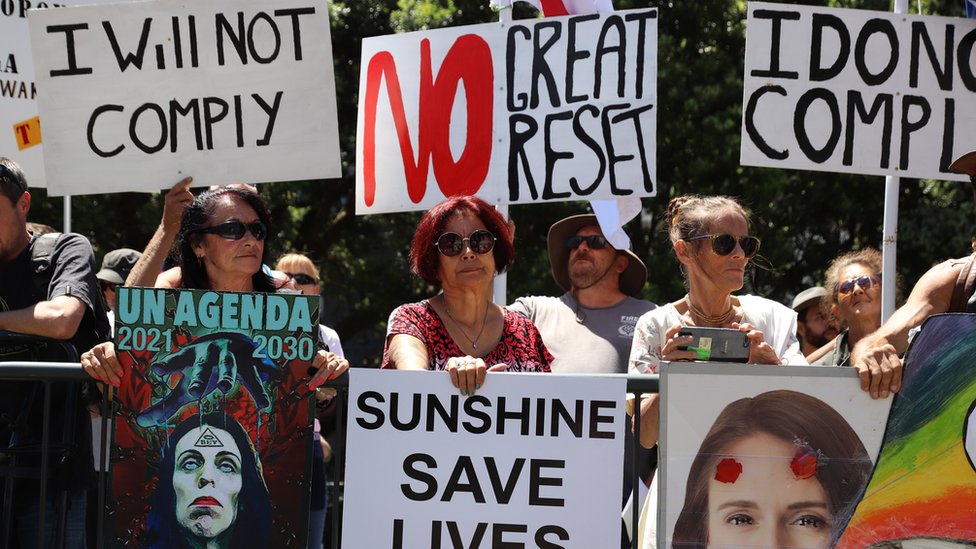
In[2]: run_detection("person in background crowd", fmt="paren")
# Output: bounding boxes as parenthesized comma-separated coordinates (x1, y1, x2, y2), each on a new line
(791, 286, 838, 359)
(0, 157, 111, 548)
(95, 248, 141, 333)
(382, 195, 552, 392)
(810, 249, 884, 367)
(274, 252, 341, 549)
(630, 194, 806, 450)
(508, 213, 656, 549)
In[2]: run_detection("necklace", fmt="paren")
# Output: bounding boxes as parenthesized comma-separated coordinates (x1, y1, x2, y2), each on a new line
(572, 291, 586, 324)
(686, 294, 735, 326)
(443, 300, 491, 349)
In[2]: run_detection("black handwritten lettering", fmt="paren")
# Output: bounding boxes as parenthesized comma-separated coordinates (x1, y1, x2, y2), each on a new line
(87, 104, 124, 157)
(794, 88, 841, 164)
(47, 24, 93, 77)
(564, 14, 598, 104)
(809, 14, 849, 82)
(273, 7, 315, 61)
(751, 9, 800, 79)
(531, 21, 561, 109)
(910, 21, 953, 90)
(854, 19, 898, 86)
(103, 18, 152, 72)
(130, 103, 167, 154)
(745, 85, 789, 160)
(844, 91, 892, 168)
(899, 95, 931, 170)
(594, 15, 626, 99)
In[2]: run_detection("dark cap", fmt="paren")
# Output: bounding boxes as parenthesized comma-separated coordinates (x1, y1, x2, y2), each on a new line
(791, 286, 828, 313)
(546, 214, 647, 297)
(97, 248, 142, 285)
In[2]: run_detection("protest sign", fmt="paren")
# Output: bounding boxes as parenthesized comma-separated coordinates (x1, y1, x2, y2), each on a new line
(659, 362, 890, 548)
(837, 313, 976, 547)
(1, 0, 114, 188)
(28, 0, 341, 196)
(742, 2, 976, 181)
(342, 369, 626, 547)
(356, 9, 657, 214)
(110, 287, 317, 548)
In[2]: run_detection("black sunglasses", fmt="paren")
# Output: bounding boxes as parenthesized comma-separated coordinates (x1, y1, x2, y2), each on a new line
(286, 272, 318, 285)
(686, 233, 761, 258)
(196, 220, 267, 241)
(566, 235, 609, 250)
(434, 229, 496, 257)
(838, 275, 880, 296)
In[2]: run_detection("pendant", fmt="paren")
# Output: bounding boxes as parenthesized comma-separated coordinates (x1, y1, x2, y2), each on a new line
(472, 342, 478, 349)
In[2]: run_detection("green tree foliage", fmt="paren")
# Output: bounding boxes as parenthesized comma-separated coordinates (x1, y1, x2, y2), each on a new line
(25, 0, 976, 365)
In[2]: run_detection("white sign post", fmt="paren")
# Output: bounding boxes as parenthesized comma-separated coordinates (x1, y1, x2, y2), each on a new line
(356, 9, 658, 214)
(342, 369, 627, 547)
(28, 0, 342, 196)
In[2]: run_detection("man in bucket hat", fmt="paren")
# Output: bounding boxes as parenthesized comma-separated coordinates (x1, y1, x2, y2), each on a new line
(509, 213, 655, 373)
(851, 149, 976, 400)
(509, 214, 657, 549)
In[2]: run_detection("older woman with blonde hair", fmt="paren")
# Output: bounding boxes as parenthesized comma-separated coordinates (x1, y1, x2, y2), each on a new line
(629, 195, 805, 449)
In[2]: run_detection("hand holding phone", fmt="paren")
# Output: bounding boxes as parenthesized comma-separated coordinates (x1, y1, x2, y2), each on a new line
(677, 326, 750, 363)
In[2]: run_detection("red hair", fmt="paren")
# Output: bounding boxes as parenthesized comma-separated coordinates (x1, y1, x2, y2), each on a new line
(410, 196, 515, 285)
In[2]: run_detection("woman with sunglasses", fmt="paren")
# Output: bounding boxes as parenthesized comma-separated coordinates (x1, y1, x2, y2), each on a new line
(381, 196, 552, 394)
(82, 181, 346, 394)
(629, 195, 806, 448)
(809, 248, 884, 367)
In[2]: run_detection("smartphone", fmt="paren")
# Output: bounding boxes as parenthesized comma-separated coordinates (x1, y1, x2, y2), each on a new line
(677, 327, 750, 363)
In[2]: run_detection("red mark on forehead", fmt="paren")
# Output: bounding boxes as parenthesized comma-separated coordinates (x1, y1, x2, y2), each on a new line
(791, 443, 820, 479)
(715, 457, 743, 484)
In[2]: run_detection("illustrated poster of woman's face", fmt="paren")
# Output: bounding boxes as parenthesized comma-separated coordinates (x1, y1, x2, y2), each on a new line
(173, 426, 244, 539)
(706, 433, 833, 548)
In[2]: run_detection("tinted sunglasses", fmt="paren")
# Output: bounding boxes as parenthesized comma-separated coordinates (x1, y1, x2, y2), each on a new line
(838, 275, 880, 295)
(286, 272, 318, 285)
(566, 235, 609, 250)
(196, 220, 267, 241)
(434, 229, 496, 257)
(686, 233, 761, 258)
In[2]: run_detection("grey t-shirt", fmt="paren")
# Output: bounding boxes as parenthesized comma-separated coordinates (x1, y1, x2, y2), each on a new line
(508, 293, 656, 374)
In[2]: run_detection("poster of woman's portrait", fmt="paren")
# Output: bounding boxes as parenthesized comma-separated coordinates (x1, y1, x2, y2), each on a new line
(111, 289, 318, 548)
(660, 362, 891, 549)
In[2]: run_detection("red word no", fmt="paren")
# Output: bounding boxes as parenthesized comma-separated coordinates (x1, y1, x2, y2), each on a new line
(362, 35, 493, 206)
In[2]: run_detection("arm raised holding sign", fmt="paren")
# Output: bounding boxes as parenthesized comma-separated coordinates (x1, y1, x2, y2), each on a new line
(380, 196, 552, 395)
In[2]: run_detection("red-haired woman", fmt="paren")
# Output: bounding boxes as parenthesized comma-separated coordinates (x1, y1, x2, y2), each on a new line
(381, 196, 552, 394)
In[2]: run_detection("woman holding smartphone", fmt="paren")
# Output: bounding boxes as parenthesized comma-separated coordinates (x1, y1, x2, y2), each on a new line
(629, 194, 806, 449)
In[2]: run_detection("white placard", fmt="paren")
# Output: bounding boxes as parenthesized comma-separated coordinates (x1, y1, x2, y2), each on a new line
(28, 0, 341, 196)
(659, 363, 891, 549)
(1, 0, 115, 188)
(342, 369, 627, 547)
(742, 2, 976, 181)
(356, 9, 657, 214)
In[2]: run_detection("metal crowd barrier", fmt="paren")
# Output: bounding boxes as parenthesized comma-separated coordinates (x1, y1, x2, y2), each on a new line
(0, 348, 113, 549)
(0, 356, 658, 549)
